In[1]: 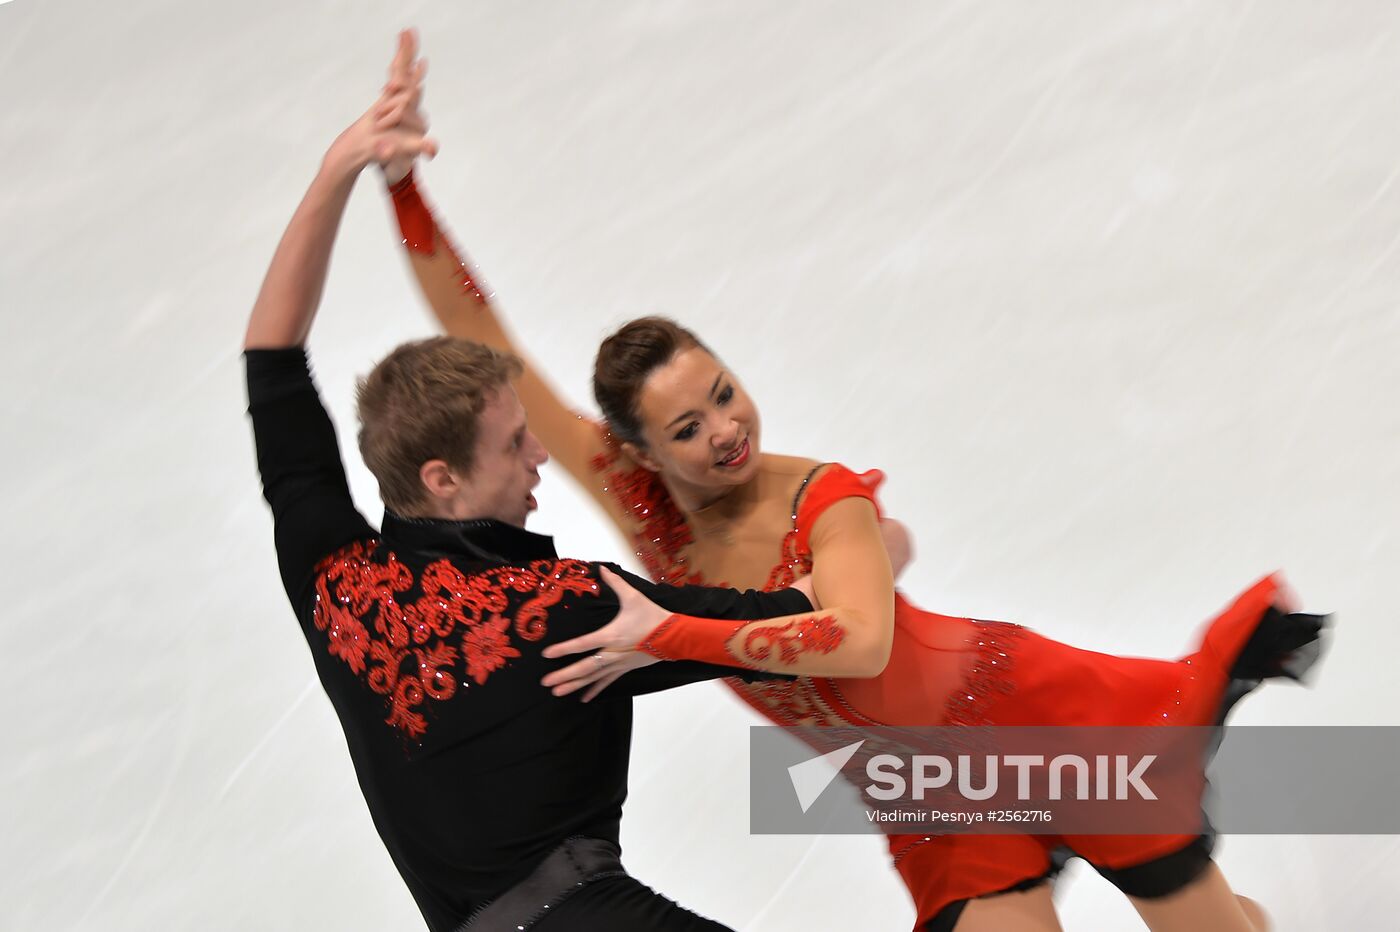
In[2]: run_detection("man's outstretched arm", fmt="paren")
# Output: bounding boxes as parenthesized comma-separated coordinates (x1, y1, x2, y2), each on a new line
(245, 32, 435, 350)
(246, 32, 435, 606)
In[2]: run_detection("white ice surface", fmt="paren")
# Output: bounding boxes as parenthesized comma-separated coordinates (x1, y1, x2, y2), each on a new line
(2, 1, 1397, 929)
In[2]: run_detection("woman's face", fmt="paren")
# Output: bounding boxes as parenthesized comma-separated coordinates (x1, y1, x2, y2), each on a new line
(630, 346, 762, 491)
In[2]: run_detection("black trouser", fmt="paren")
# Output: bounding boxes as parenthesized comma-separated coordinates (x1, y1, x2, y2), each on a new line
(459, 837, 732, 932)
(533, 873, 733, 931)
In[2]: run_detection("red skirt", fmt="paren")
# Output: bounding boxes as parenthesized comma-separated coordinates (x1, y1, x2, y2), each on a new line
(728, 575, 1326, 929)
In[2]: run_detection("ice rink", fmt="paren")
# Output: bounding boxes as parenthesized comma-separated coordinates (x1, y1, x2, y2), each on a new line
(4, 1, 1398, 929)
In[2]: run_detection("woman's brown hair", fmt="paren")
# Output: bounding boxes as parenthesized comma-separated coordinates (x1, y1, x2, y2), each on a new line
(592, 316, 712, 445)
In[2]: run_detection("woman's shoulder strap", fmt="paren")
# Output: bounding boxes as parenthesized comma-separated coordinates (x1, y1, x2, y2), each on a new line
(793, 464, 886, 553)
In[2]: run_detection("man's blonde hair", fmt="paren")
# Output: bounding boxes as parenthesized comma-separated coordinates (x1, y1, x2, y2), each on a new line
(356, 336, 523, 515)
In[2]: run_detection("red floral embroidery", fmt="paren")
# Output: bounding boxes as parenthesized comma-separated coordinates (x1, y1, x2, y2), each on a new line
(741, 615, 845, 666)
(461, 614, 520, 684)
(313, 541, 599, 739)
(417, 640, 460, 700)
(323, 606, 372, 673)
(725, 678, 864, 727)
(942, 621, 1025, 727)
(764, 529, 812, 590)
(589, 429, 705, 585)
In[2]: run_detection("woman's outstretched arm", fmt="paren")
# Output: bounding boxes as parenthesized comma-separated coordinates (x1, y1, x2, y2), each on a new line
(382, 49, 610, 495)
(540, 497, 897, 685)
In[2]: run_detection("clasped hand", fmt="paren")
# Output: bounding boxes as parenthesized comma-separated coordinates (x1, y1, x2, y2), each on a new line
(326, 29, 437, 183)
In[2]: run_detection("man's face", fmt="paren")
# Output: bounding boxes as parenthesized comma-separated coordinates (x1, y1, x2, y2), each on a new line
(463, 385, 549, 527)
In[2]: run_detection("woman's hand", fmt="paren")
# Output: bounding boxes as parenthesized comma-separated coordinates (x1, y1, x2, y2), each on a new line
(541, 567, 669, 695)
(324, 30, 438, 181)
(549, 649, 662, 702)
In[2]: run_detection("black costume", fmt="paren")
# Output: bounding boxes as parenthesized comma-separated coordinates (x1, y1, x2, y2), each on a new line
(246, 348, 811, 931)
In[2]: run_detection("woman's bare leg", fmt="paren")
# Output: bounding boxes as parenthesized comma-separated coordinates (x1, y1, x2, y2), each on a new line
(1128, 862, 1259, 932)
(955, 884, 1064, 931)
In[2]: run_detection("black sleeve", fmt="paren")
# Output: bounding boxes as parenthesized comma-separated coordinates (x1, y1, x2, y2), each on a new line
(612, 658, 790, 698)
(607, 562, 817, 621)
(610, 566, 813, 620)
(246, 348, 376, 609)
(591, 565, 810, 697)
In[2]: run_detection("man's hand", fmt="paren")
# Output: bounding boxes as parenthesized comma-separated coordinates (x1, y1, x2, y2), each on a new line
(325, 30, 438, 181)
(541, 567, 667, 698)
(374, 29, 433, 184)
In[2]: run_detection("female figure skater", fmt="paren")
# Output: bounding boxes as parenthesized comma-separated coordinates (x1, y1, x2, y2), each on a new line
(377, 34, 1321, 932)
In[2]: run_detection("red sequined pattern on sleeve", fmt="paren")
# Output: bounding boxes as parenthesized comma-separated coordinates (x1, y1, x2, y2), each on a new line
(389, 170, 491, 303)
(742, 615, 846, 665)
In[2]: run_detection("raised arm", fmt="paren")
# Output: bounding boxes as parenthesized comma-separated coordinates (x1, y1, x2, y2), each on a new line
(245, 33, 435, 605)
(245, 34, 435, 351)
(387, 168, 611, 493)
(381, 38, 615, 501)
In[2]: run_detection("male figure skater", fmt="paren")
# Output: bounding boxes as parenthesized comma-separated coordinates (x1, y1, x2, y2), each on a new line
(244, 38, 821, 931)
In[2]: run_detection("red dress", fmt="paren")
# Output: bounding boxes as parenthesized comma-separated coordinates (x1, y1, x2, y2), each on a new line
(386, 173, 1321, 927)
(595, 457, 1319, 929)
